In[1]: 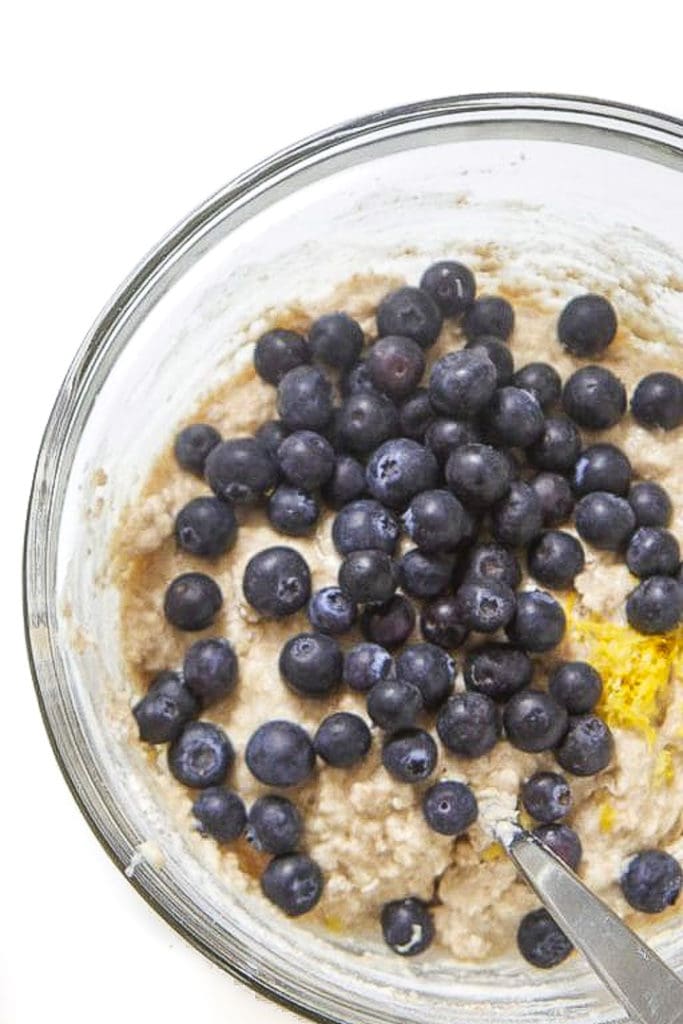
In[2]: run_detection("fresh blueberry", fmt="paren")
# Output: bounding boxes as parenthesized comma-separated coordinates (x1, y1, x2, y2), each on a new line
(420, 595, 469, 649)
(527, 416, 582, 473)
(512, 362, 562, 411)
(485, 387, 545, 448)
(366, 439, 439, 510)
(517, 908, 573, 968)
(621, 850, 683, 914)
(628, 481, 672, 528)
(268, 484, 320, 536)
(534, 823, 583, 870)
(338, 549, 398, 605)
(361, 595, 416, 650)
(205, 437, 277, 504)
(277, 365, 333, 431)
(183, 637, 238, 707)
(425, 418, 481, 464)
(174, 423, 221, 475)
(626, 527, 680, 578)
(343, 642, 394, 692)
(572, 443, 632, 497)
(133, 671, 199, 744)
(192, 787, 246, 842)
(332, 499, 400, 556)
(562, 365, 626, 430)
(308, 312, 364, 370)
(254, 328, 310, 385)
(321, 455, 366, 509)
(548, 661, 602, 715)
(626, 576, 683, 634)
(454, 579, 516, 634)
(436, 692, 500, 758)
(465, 336, 514, 385)
(341, 359, 379, 396)
(506, 590, 566, 652)
(530, 472, 575, 527)
(367, 677, 424, 730)
(314, 712, 372, 767)
(396, 643, 455, 710)
(555, 714, 614, 776)
(246, 720, 316, 787)
(164, 572, 223, 631)
(403, 489, 467, 553)
(247, 795, 303, 854)
(279, 632, 342, 697)
(491, 481, 543, 548)
(308, 587, 357, 636)
(419, 260, 476, 316)
(445, 443, 512, 509)
(243, 546, 311, 619)
(399, 549, 454, 599)
(382, 728, 438, 782)
(575, 491, 636, 551)
(521, 772, 573, 824)
(631, 372, 683, 431)
(527, 530, 585, 589)
(464, 543, 522, 590)
(276, 430, 334, 490)
(337, 391, 400, 454)
(399, 388, 435, 441)
(255, 419, 290, 460)
(168, 721, 234, 788)
(558, 293, 617, 357)
(175, 496, 238, 558)
(376, 286, 443, 349)
(366, 335, 426, 401)
(503, 689, 568, 753)
(261, 853, 324, 916)
(462, 295, 514, 341)
(381, 898, 435, 956)
(429, 349, 497, 418)
(422, 780, 478, 836)
(464, 644, 533, 701)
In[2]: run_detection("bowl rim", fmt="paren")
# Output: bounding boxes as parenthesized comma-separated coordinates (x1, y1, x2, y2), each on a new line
(23, 92, 683, 1023)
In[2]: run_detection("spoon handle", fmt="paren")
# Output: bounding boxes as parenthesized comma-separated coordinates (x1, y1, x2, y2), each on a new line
(508, 830, 683, 1024)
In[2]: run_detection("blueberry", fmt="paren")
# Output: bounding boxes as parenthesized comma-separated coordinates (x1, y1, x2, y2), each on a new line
(376, 286, 443, 349)
(308, 312, 364, 369)
(277, 365, 333, 431)
(183, 637, 238, 707)
(255, 419, 290, 460)
(621, 850, 683, 914)
(465, 336, 514, 385)
(555, 714, 614, 776)
(419, 260, 476, 316)
(399, 549, 454, 599)
(464, 543, 522, 590)
(247, 795, 303, 854)
(558, 293, 617, 357)
(243, 546, 311, 619)
(485, 387, 545, 448)
(399, 388, 435, 441)
(382, 728, 438, 782)
(321, 455, 366, 509)
(513, 362, 562, 411)
(575, 491, 636, 551)
(445, 443, 512, 509)
(527, 416, 582, 473)
(246, 720, 316, 787)
(548, 661, 602, 714)
(314, 712, 372, 767)
(366, 335, 426, 401)
(332, 499, 400, 556)
(521, 772, 573, 824)
(367, 677, 424, 730)
(503, 689, 568, 753)
(506, 590, 566, 652)
(491, 482, 543, 548)
(261, 853, 323, 916)
(527, 530, 585, 589)
(530, 472, 575, 527)
(341, 359, 378, 396)
(631, 372, 683, 430)
(310, 589, 358, 637)
(366, 439, 439, 510)
(254, 328, 310, 385)
(403, 489, 467, 553)
(437, 692, 500, 758)
(462, 295, 514, 341)
(279, 632, 342, 697)
(268, 484, 320, 536)
(534, 823, 583, 871)
(454, 579, 516, 634)
(205, 438, 277, 505)
(626, 527, 680, 578)
(422, 780, 478, 836)
(276, 430, 334, 490)
(381, 898, 435, 956)
(175, 496, 238, 558)
(343, 642, 394, 692)
(168, 721, 234, 788)
(338, 549, 398, 605)
(192, 787, 246, 843)
(164, 572, 223, 631)
(396, 643, 455, 710)
(133, 671, 199, 744)
(628, 481, 672, 528)
(464, 644, 533, 701)
(425, 418, 481, 464)
(517, 908, 573, 969)
(429, 350, 497, 418)
(572, 444, 632, 497)
(626, 576, 683, 634)
(420, 595, 469, 649)
(337, 391, 400, 454)
(562, 366, 626, 430)
(361, 595, 416, 650)
(174, 423, 221, 475)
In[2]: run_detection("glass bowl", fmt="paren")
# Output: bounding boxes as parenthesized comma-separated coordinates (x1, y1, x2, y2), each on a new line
(24, 94, 683, 1024)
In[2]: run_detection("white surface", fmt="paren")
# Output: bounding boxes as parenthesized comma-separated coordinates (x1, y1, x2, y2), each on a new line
(3, 3, 682, 1022)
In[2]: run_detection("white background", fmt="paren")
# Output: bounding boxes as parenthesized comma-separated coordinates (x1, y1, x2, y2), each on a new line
(3, 3, 683, 1021)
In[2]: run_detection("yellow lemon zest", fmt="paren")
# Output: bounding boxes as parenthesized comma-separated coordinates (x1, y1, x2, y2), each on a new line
(481, 842, 504, 862)
(323, 914, 344, 934)
(654, 748, 676, 788)
(598, 800, 616, 833)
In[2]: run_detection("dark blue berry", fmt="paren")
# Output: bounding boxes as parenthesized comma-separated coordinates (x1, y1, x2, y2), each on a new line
(562, 365, 626, 430)
(247, 795, 302, 854)
(626, 576, 683, 634)
(341, 359, 378, 396)
(628, 481, 672, 528)
(396, 643, 455, 710)
(268, 484, 320, 536)
(255, 419, 290, 460)
(462, 295, 514, 341)
(558, 293, 617, 357)
(366, 439, 439, 510)
(548, 661, 602, 715)
(446, 443, 512, 508)
(343, 642, 394, 692)
(429, 349, 497, 418)
(361, 594, 416, 650)
(254, 328, 310, 385)
(512, 362, 562, 411)
(381, 898, 435, 956)
(464, 543, 522, 590)
(503, 689, 568, 753)
(485, 387, 545, 448)
(527, 416, 581, 473)
(506, 589, 566, 652)
(367, 335, 425, 401)
(437, 692, 500, 758)
(243, 546, 311, 619)
(517, 908, 573, 968)
(425, 418, 481, 464)
(464, 644, 533, 701)
(309, 312, 364, 370)
(183, 637, 238, 707)
(422, 780, 478, 835)
(454, 579, 516, 634)
(308, 586, 357, 635)
(419, 260, 476, 316)
(164, 572, 223, 631)
(631, 372, 683, 431)
(245, 720, 316, 787)
(420, 595, 469, 649)
(572, 444, 632, 496)
(168, 721, 234, 788)
(133, 671, 199, 744)
(192, 787, 246, 842)
(403, 489, 467, 553)
(279, 633, 342, 698)
(626, 527, 680, 578)
(175, 496, 237, 558)
(174, 423, 221, 475)
(321, 455, 366, 509)
(376, 286, 443, 349)
(555, 714, 614, 776)
(527, 530, 585, 589)
(276, 430, 334, 489)
(621, 850, 683, 913)
(521, 772, 572, 824)
(575, 491, 636, 551)
(491, 481, 543, 548)
(367, 677, 424, 730)
(277, 365, 333, 431)
(261, 853, 323, 916)
(398, 549, 454, 599)
(530, 472, 575, 527)
(205, 438, 277, 504)
(314, 712, 371, 767)
(399, 388, 435, 440)
(534, 823, 582, 870)
(337, 391, 400, 454)
(382, 728, 437, 782)
(332, 499, 400, 556)
(465, 336, 514, 385)
(338, 549, 398, 605)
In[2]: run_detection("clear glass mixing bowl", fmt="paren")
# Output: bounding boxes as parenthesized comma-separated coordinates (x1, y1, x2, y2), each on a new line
(24, 94, 683, 1023)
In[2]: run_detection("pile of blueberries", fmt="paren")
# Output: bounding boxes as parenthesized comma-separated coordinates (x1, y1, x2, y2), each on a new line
(133, 260, 683, 969)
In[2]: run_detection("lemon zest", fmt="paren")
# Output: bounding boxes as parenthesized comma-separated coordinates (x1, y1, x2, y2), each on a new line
(654, 748, 676, 788)
(323, 914, 344, 934)
(598, 800, 616, 833)
(481, 842, 504, 862)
